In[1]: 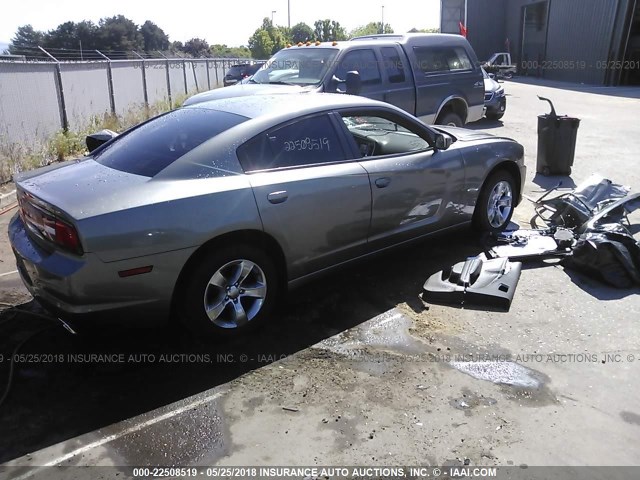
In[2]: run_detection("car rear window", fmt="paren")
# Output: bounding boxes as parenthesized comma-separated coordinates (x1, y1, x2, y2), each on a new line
(93, 108, 248, 177)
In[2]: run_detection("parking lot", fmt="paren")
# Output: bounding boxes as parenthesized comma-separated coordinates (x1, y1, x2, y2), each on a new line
(1, 79, 639, 474)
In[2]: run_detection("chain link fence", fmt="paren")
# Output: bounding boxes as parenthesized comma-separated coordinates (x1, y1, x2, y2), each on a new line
(0, 50, 252, 179)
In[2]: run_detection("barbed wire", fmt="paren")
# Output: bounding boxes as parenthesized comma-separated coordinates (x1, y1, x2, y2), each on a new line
(1, 43, 240, 62)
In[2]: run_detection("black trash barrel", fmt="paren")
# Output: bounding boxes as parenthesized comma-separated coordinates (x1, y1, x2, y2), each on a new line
(536, 96, 580, 176)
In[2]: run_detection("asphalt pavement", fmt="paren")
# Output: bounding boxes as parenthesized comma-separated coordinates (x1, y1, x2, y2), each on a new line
(0, 79, 639, 476)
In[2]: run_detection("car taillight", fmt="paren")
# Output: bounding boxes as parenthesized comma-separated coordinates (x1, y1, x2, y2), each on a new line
(19, 191, 84, 255)
(55, 219, 82, 254)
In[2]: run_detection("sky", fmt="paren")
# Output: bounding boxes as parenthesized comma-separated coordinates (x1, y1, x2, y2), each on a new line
(0, 0, 441, 47)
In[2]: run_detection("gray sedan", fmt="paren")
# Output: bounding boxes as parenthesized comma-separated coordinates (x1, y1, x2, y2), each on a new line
(9, 94, 525, 336)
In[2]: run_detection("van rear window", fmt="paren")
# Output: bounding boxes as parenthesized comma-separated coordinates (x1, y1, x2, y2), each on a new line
(413, 46, 473, 73)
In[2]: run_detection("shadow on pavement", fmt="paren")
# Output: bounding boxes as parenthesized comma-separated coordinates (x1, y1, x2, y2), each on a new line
(464, 118, 504, 130)
(0, 229, 483, 463)
(531, 173, 577, 190)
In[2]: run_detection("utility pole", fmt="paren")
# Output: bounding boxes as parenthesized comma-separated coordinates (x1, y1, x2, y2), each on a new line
(272, 10, 276, 24)
(288, 0, 291, 28)
(381, 5, 385, 34)
(464, 0, 468, 27)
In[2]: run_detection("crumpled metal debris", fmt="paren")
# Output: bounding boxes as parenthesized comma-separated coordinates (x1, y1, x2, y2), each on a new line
(490, 176, 640, 289)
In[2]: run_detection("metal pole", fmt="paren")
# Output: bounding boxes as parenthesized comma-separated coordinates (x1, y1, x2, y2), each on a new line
(39, 46, 68, 132)
(464, 0, 468, 28)
(381, 6, 385, 34)
(206, 59, 211, 89)
(191, 61, 199, 92)
(288, 0, 291, 28)
(272, 10, 276, 23)
(133, 51, 149, 110)
(96, 50, 116, 116)
(157, 51, 172, 106)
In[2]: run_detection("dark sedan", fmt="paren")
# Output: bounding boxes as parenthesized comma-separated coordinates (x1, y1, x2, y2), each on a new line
(9, 94, 525, 336)
(223, 62, 264, 86)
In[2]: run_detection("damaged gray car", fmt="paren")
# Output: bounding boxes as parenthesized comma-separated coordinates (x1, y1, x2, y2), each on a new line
(9, 94, 525, 336)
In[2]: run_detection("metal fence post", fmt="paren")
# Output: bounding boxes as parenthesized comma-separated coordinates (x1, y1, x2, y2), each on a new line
(191, 61, 199, 92)
(133, 51, 149, 110)
(39, 46, 68, 131)
(157, 51, 172, 106)
(205, 59, 211, 90)
(96, 50, 116, 116)
(182, 59, 188, 95)
(214, 59, 219, 86)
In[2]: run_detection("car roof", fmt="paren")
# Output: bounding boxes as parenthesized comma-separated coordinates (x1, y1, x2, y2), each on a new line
(183, 93, 395, 119)
(282, 33, 468, 50)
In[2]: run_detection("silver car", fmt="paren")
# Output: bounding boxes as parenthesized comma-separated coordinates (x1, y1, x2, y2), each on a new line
(9, 94, 525, 336)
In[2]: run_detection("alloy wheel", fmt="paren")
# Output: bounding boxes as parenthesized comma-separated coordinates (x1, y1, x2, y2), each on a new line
(203, 259, 267, 329)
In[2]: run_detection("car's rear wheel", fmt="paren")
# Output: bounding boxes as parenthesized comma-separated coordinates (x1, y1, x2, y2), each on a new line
(473, 170, 516, 233)
(179, 244, 278, 337)
(436, 112, 463, 127)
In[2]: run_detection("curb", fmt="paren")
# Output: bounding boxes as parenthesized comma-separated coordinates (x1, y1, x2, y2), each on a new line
(0, 189, 16, 208)
(0, 189, 17, 215)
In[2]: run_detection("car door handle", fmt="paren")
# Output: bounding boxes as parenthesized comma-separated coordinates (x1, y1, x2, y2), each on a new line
(267, 191, 288, 204)
(375, 177, 391, 188)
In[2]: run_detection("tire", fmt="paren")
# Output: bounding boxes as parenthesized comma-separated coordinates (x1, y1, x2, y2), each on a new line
(436, 112, 463, 127)
(486, 111, 504, 121)
(473, 170, 516, 233)
(178, 244, 279, 338)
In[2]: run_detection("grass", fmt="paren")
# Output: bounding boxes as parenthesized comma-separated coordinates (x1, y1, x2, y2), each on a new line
(0, 92, 194, 185)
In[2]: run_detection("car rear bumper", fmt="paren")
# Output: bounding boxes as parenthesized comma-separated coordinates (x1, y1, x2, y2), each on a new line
(8, 213, 193, 327)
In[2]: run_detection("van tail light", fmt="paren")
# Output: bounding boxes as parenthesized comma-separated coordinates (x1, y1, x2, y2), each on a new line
(18, 191, 84, 255)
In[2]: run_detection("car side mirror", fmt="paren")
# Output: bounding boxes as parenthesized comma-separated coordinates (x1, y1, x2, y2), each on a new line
(86, 129, 118, 153)
(489, 73, 496, 80)
(345, 71, 362, 95)
(434, 133, 453, 150)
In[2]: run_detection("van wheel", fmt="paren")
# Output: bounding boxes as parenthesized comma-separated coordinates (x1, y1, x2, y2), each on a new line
(179, 244, 279, 338)
(437, 112, 463, 127)
(486, 112, 504, 121)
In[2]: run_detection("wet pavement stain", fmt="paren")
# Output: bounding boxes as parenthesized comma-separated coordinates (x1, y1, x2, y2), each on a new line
(449, 388, 498, 416)
(105, 398, 230, 466)
(620, 411, 640, 426)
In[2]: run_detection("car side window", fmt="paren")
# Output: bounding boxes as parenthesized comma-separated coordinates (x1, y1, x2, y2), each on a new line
(413, 46, 473, 73)
(340, 113, 430, 158)
(381, 47, 406, 83)
(335, 49, 382, 85)
(237, 114, 347, 171)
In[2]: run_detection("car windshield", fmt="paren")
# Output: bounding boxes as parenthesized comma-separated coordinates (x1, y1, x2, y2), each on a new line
(251, 48, 338, 86)
(93, 108, 248, 177)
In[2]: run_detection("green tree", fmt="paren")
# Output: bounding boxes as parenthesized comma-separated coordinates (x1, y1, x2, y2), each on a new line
(183, 37, 210, 57)
(408, 27, 440, 33)
(169, 41, 184, 54)
(9, 25, 45, 53)
(44, 21, 99, 51)
(210, 44, 251, 58)
(97, 15, 144, 52)
(349, 22, 394, 38)
(290, 22, 314, 43)
(140, 21, 169, 52)
(248, 29, 274, 59)
(313, 19, 347, 42)
(247, 18, 289, 58)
